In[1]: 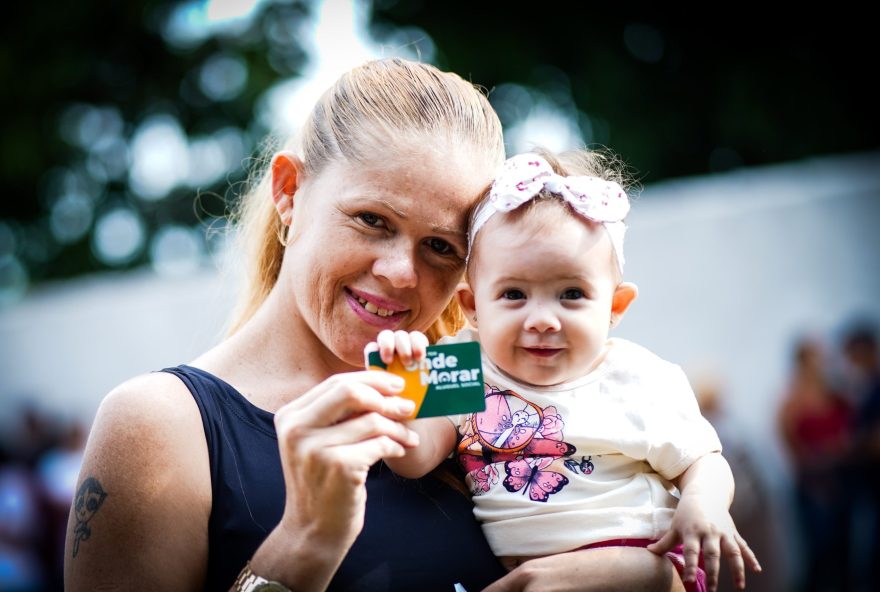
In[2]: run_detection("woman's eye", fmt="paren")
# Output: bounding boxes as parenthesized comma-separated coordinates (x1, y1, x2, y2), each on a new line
(425, 237, 454, 256)
(358, 213, 386, 228)
(561, 288, 585, 300)
(502, 289, 526, 300)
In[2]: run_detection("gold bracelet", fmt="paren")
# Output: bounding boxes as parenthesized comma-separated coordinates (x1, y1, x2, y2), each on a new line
(233, 562, 292, 592)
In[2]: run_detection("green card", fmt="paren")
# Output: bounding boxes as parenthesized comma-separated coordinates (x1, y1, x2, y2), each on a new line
(366, 341, 486, 419)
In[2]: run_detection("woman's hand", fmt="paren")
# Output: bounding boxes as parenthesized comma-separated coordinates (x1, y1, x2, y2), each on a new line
(251, 370, 419, 591)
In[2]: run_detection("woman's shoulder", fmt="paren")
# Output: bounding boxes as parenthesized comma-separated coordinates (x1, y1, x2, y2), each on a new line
(86, 370, 209, 486)
(67, 370, 212, 588)
(100, 369, 202, 428)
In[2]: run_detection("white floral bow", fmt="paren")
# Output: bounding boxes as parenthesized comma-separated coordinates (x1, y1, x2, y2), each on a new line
(470, 153, 630, 273)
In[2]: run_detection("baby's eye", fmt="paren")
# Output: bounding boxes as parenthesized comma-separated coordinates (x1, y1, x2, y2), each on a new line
(502, 289, 526, 300)
(357, 212, 387, 229)
(561, 288, 585, 300)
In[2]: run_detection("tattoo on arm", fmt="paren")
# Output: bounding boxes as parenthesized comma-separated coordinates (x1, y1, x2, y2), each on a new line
(72, 476, 108, 558)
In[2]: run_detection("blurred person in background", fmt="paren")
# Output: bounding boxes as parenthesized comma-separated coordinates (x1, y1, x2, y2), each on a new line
(0, 405, 81, 592)
(0, 404, 85, 592)
(778, 336, 852, 592)
(35, 420, 86, 589)
(0, 449, 45, 592)
(838, 321, 880, 591)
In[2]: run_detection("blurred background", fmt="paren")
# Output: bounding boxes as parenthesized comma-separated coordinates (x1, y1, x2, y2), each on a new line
(1, 1, 878, 590)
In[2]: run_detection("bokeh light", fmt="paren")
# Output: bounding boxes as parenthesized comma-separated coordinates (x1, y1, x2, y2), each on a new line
(91, 206, 146, 266)
(49, 193, 93, 244)
(199, 53, 249, 102)
(128, 114, 190, 200)
(0, 255, 28, 306)
(149, 224, 205, 276)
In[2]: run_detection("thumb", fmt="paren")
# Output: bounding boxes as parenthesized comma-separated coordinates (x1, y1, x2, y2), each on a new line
(647, 529, 679, 555)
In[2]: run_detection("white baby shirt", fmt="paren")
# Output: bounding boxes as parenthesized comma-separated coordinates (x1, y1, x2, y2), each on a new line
(445, 329, 722, 557)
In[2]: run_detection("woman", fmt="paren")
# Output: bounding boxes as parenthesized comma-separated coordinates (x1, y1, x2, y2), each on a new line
(64, 58, 688, 591)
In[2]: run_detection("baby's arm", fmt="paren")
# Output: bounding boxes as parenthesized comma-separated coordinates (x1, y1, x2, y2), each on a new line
(384, 416, 457, 479)
(365, 330, 458, 479)
(647, 452, 761, 591)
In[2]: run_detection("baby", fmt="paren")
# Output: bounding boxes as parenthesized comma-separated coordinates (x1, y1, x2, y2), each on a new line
(369, 150, 760, 591)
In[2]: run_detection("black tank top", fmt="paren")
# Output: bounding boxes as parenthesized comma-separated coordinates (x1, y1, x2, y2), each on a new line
(162, 365, 505, 591)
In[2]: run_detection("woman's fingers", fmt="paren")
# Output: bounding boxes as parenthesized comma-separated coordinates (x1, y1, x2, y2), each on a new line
(277, 371, 410, 429)
(308, 411, 419, 449)
(330, 435, 412, 469)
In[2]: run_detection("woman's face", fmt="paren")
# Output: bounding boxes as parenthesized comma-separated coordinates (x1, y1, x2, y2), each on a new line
(283, 145, 492, 368)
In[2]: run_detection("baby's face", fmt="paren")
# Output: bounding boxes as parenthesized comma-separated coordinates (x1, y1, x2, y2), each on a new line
(467, 211, 620, 386)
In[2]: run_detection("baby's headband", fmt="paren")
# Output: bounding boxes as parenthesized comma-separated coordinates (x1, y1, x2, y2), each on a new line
(469, 153, 631, 274)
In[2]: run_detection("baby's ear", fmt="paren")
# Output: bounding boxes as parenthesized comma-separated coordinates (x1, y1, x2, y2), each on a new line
(456, 282, 478, 328)
(610, 282, 638, 328)
(271, 151, 303, 226)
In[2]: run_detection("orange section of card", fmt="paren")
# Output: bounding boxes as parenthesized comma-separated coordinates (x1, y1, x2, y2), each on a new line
(368, 359, 430, 418)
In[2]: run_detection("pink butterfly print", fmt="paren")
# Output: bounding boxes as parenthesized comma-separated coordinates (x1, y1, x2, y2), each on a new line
(459, 452, 491, 475)
(468, 465, 499, 495)
(457, 438, 574, 476)
(458, 390, 575, 477)
(503, 457, 569, 502)
(473, 389, 573, 453)
(475, 390, 540, 451)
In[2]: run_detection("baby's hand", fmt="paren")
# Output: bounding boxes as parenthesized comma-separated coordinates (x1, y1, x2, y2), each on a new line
(647, 493, 761, 591)
(364, 329, 429, 369)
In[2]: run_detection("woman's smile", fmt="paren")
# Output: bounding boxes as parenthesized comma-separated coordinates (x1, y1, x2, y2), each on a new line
(345, 287, 410, 329)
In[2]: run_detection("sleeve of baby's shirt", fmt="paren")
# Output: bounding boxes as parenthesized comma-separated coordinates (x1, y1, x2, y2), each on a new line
(645, 364, 722, 481)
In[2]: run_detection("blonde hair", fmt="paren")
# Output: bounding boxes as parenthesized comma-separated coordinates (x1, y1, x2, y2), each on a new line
(227, 58, 505, 340)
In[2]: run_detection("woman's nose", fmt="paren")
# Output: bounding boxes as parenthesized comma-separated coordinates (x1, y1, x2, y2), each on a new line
(524, 305, 561, 333)
(373, 248, 418, 289)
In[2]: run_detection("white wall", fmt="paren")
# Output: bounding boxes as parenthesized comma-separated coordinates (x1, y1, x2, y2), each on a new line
(618, 151, 880, 483)
(0, 267, 238, 428)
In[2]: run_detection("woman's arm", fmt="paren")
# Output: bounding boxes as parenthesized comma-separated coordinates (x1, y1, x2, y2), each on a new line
(482, 546, 687, 592)
(64, 372, 212, 590)
(65, 369, 419, 592)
